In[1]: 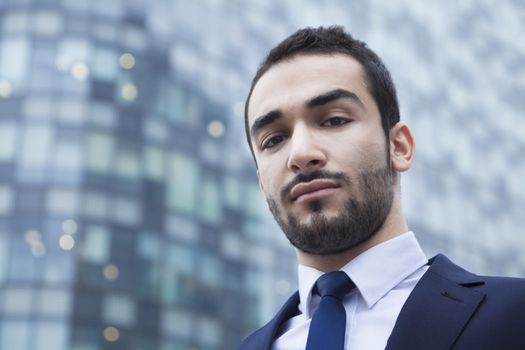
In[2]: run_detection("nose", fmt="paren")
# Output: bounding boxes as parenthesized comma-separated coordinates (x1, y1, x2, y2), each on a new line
(287, 126, 327, 174)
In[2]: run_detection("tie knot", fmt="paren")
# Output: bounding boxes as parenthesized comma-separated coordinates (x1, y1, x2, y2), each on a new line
(314, 271, 355, 301)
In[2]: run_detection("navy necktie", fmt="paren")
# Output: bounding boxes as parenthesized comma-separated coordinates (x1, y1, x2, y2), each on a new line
(306, 271, 355, 350)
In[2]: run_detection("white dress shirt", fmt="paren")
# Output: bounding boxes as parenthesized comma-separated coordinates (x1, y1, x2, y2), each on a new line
(272, 232, 428, 350)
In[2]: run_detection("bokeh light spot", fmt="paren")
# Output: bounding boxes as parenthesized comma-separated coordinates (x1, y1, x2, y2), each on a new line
(103, 326, 120, 342)
(119, 53, 136, 69)
(59, 234, 75, 250)
(121, 83, 138, 101)
(103, 264, 119, 281)
(207, 120, 225, 138)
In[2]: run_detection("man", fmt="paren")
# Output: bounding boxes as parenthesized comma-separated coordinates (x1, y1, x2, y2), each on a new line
(236, 26, 525, 350)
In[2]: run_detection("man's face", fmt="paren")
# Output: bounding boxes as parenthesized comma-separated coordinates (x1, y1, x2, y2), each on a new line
(247, 54, 394, 255)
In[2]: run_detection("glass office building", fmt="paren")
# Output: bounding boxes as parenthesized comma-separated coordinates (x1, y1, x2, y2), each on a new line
(0, 1, 296, 349)
(0, 1, 523, 350)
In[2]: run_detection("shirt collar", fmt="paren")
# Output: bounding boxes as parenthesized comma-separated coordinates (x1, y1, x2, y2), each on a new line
(297, 232, 427, 317)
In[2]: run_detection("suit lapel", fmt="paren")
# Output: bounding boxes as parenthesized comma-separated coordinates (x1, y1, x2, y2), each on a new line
(237, 292, 300, 350)
(386, 254, 486, 350)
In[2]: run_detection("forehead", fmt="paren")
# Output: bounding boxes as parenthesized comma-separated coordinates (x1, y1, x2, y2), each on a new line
(248, 54, 372, 124)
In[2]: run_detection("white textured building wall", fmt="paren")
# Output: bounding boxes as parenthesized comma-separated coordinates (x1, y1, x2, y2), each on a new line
(174, 0, 525, 278)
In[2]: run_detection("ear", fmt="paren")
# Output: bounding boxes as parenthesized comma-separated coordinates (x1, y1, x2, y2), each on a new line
(389, 122, 415, 173)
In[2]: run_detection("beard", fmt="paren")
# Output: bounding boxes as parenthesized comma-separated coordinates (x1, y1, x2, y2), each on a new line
(267, 165, 394, 255)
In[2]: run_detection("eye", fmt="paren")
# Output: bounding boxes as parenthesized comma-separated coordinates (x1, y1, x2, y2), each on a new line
(321, 116, 351, 127)
(261, 134, 286, 150)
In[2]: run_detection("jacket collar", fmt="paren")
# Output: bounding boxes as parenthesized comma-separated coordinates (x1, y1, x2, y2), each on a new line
(385, 254, 486, 349)
(237, 254, 486, 350)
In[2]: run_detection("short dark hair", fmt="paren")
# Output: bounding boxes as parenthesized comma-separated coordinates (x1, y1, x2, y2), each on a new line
(244, 25, 400, 159)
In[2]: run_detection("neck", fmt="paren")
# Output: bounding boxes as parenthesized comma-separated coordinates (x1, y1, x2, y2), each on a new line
(296, 195, 408, 272)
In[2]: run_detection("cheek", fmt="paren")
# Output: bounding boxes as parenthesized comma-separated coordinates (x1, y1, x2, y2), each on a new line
(327, 132, 386, 169)
(257, 150, 290, 193)
(258, 164, 280, 198)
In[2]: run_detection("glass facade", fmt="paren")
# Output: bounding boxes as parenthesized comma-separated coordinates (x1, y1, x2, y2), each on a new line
(0, 1, 296, 349)
(0, 0, 523, 349)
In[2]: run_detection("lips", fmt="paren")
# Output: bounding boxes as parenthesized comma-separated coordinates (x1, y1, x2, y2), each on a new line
(290, 179, 340, 202)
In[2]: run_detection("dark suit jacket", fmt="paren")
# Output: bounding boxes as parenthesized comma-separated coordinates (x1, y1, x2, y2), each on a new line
(236, 254, 525, 349)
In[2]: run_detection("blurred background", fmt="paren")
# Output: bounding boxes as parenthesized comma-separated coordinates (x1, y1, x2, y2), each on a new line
(0, 0, 523, 349)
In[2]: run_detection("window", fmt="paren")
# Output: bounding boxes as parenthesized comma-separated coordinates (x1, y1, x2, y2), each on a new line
(144, 118, 168, 143)
(22, 96, 52, 120)
(199, 139, 221, 165)
(89, 102, 117, 129)
(223, 175, 241, 208)
(4, 287, 33, 314)
(1, 321, 30, 350)
(114, 147, 141, 180)
(44, 254, 74, 284)
(36, 289, 72, 317)
(8, 239, 36, 282)
(28, 67, 54, 93)
(143, 145, 165, 181)
(92, 47, 118, 81)
(166, 152, 199, 214)
(20, 125, 53, 167)
(57, 38, 90, 65)
(161, 308, 193, 339)
(34, 322, 68, 350)
(82, 191, 108, 220)
(92, 0, 124, 19)
(85, 132, 115, 174)
(69, 326, 99, 350)
(53, 141, 82, 171)
(244, 182, 265, 218)
(199, 177, 222, 224)
(46, 188, 79, 215)
(121, 24, 147, 51)
(199, 252, 222, 288)
(111, 196, 141, 226)
(92, 21, 118, 43)
(166, 244, 193, 274)
(165, 214, 198, 242)
(0, 37, 30, 84)
(137, 233, 160, 261)
(57, 98, 87, 125)
(220, 231, 243, 260)
(102, 293, 136, 327)
(32, 10, 63, 36)
(197, 316, 221, 348)
(2, 11, 29, 33)
(80, 225, 110, 264)
(160, 267, 176, 304)
(0, 231, 9, 282)
(0, 122, 16, 161)
(62, 0, 90, 13)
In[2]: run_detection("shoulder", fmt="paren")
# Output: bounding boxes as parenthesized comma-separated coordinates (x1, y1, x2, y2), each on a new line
(428, 254, 525, 285)
(477, 275, 525, 302)
(482, 274, 525, 287)
(428, 254, 525, 309)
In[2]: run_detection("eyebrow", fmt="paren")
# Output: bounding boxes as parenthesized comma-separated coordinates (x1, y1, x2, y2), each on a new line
(250, 88, 365, 138)
(307, 88, 366, 109)
(250, 110, 283, 139)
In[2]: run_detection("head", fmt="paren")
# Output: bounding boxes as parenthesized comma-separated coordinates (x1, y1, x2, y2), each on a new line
(245, 25, 400, 158)
(245, 26, 414, 258)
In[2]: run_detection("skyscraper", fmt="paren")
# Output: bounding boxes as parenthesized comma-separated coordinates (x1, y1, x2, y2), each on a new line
(0, 1, 295, 349)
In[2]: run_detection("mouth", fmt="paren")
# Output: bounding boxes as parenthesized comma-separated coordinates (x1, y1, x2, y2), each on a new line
(290, 179, 341, 203)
